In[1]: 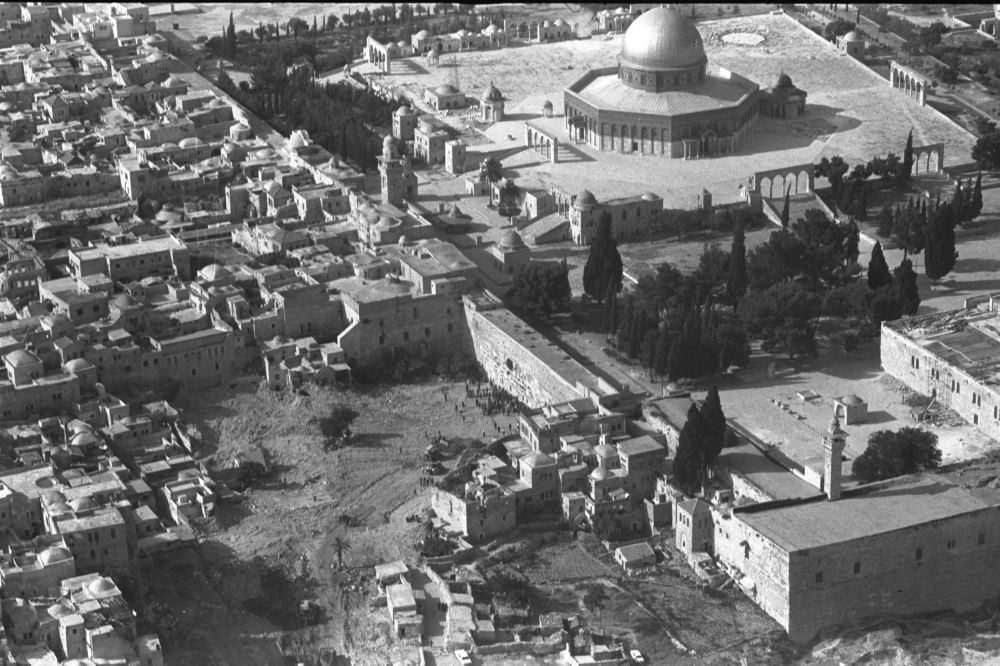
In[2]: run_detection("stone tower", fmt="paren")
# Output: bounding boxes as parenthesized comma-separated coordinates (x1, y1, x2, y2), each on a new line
(378, 135, 417, 206)
(392, 104, 417, 143)
(445, 139, 466, 175)
(697, 187, 713, 214)
(823, 414, 847, 501)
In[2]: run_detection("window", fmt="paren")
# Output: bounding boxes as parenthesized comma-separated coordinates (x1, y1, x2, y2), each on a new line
(447, 323, 453, 332)
(980, 532, 986, 545)
(854, 561, 861, 575)
(916, 547, 922, 560)
(425, 327, 430, 337)
(403, 331, 410, 341)
(90, 550, 96, 559)
(947, 539, 956, 549)
(815, 571, 823, 584)
(413, 308, 418, 319)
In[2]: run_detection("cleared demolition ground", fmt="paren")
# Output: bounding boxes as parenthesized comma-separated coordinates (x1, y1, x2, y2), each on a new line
(143, 376, 519, 666)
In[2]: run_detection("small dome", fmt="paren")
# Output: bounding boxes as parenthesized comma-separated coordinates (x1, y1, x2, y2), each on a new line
(840, 394, 865, 406)
(207, 97, 227, 108)
(843, 30, 861, 41)
(65, 358, 93, 374)
(88, 577, 118, 596)
(42, 490, 67, 505)
(456, 29, 469, 37)
(481, 82, 503, 102)
(641, 192, 659, 201)
(543, 20, 552, 28)
(543, 100, 553, 109)
(287, 132, 308, 150)
(434, 84, 459, 96)
(596, 443, 617, 458)
(43, 314, 70, 327)
(375, 215, 399, 231)
(5, 349, 41, 368)
(590, 466, 610, 481)
(178, 469, 201, 480)
(775, 73, 795, 89)
(0, 164, 18, 180)
(397, 40, 407, 48)
(499, 229, 525, 250)
(164, 75, 185, 88)
(48, 501, 72, 514)
(69, 496, 98, 512)
(39, 546, 72, 565)
(554, 18, 567, 26)
(398, 234, 410, 246)
(383, 134, 397, 149)
(178, 137, 202, 149)
(415, 29, 431, 39)
(522, 451, 554, 467)
(394, 104, 412, 116)
(418, 119, 435, 134)
(574, 190, 599, 210)
(198, 263, 231, 282)
(48, 601, 73, 618)
(615, 6, 631, 15)
(449, 204, 464, 218)
(112, 293, 138, 309)
(272, 335, 288, 345)
(484, 24, 500, 34)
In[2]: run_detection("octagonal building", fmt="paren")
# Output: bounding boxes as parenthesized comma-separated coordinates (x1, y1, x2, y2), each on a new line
(563, 6, 760, 159)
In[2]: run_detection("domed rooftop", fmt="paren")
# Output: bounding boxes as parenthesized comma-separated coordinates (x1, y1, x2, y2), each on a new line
(42, 490, 67, 505)
(42, 314, 70, 327)
(198, 263, 231, 282)
(543, 99, 553, 109)
(178, 469, 201, 480)
(111, 293, 137, 308)
(164, 75, 185, 88)
(498, 229, 525, 250)
(272, 335, 288, 345)
(39, 546, 72, 565)
(775, 73, 795, 89)
(641, 192, 659, 201)
(88, 577, 118, 596)
(394, 104, 412, 116)
(448, 203, 465, 218)
(415, 29, 431, 39)
(522, 451, 555, 467)
(208, 97, 227, 108)
(65, 358, 93, 374)
(48, 601, 73, 618)
(398, 234, 410, 246)
(619, 6, 706, 72)
(69, 496, 98, 513)
(434, 84, 459, 96)
(574, 189, 599, 210)
(397, 40, 408, 48)
(49, 501, 72, 514)
(178, 137, 202, 149)
(5, 349, 41, 368)
(0, 164, 18, 180)
(374, 215, 400, 232)
(383, 134, 397, 148)
(595, 442, 617, 458)
(484, 23, 500, 34)
(456, 29, 469, 36)
(554, 18, 567, 26)
(843, 30, 861, 41)
(840, 394, 865, 405)
(590, 466, 611, 481)
(481, 82, 503, 102)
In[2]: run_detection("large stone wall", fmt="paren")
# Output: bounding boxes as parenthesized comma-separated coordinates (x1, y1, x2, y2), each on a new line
(786, 506, 1000, 643)
(882, 321, 1000, 441)
(463, 297, 584, 409)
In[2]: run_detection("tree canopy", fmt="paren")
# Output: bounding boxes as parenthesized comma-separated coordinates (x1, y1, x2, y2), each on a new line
(972, 131, 1000, 172)
(867, 241, 891, 291)
(506, 263, 571, 319)
(673, 404, 706, 495)
(853, 427, 941, 483)
(583, 210, 624, 304)
(737, 281, 820, 359)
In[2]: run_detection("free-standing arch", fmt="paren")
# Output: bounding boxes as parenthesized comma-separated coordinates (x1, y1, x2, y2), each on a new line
(911, 143, 944, 175)
(748, 163, 815, 199)
(889, 61, 929, 106)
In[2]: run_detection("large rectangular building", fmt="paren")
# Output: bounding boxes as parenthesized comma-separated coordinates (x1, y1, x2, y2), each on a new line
(68, 237, 191, 283)
(881, 299, 1000, 442)
(712, 474, 1000, 643)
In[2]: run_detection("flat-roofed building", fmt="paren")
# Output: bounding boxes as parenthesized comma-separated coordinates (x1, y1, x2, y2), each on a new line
(68, 236, 190, 282)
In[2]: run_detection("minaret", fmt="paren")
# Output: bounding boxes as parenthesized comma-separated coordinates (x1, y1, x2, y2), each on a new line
(379, 135, 403, 206)
(823, 414, 847, 501)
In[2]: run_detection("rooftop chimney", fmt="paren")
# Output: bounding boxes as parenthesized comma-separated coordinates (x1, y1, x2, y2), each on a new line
(823, 414, 847, 501)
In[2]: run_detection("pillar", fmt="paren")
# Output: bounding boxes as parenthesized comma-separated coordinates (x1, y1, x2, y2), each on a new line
(551, 138, 558, 164)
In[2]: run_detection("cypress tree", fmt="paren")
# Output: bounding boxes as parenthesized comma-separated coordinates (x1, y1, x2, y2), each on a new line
(924, 204, 957, 281)
(868, 241, 892, 291)
(780, 187, 790, 228)
(602, 286, 618, 336)
(674, 404, 707, 495)
(972, 171, 984, 219)
(226, 11, 237, 59)
(654, 330, 671, 379)
(951, 183, 966, 224)
(902, 129, 914, 182)
(641, 329, 659, 375)
(616, 296, 634, 351)
(667, 336, 683, 382)
(894, 257, 921, 315)
(856, 187, 868, 221)
(700, 386, 727, 473)
(727, 221, 748, 306)
(582, 210, 623, 303)
(627, 308, 645, 359)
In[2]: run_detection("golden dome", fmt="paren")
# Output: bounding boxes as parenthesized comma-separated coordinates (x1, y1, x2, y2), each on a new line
(619, 7, 706, 72)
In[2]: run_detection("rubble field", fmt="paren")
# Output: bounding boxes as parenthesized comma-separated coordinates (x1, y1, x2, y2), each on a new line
(159, 376, 517, 664)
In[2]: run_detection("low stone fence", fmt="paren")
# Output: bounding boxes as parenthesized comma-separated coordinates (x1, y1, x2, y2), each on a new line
(474, 634, 563, 656)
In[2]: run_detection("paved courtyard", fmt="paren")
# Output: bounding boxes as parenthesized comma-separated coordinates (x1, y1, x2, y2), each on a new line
(389, 12, 976, 210)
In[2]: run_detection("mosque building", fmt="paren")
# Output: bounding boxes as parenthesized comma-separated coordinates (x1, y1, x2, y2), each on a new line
(563, 6, 772, 159)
